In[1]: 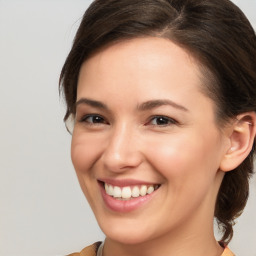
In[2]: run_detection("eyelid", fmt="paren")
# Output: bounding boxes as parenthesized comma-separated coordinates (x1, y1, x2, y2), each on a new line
(145, 115, 178, 126)
(79, 114, 109, 125)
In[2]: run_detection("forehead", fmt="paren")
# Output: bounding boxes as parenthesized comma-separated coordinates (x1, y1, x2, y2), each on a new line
(78, 37, 203, 96)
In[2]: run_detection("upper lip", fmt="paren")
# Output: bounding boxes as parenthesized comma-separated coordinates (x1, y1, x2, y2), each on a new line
(98, 178, 159, 187)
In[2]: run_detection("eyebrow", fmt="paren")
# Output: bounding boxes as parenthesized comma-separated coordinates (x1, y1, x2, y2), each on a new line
(76, 98, 108, 110)
(137, 99, 189, 112)
(76, 98, 188, 112)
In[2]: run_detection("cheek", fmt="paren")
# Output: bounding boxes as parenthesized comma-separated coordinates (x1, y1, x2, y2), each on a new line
(146, 132, 221, 183)
(71, 132, 103, 175)
(147, 133, 222, 218)
(71, 132, 105, 207)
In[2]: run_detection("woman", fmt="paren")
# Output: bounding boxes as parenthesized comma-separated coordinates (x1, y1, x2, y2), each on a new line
(59, 0, 256, 255)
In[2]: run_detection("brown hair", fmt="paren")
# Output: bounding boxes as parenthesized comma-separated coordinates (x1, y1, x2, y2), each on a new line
(59, 0, 256, 243)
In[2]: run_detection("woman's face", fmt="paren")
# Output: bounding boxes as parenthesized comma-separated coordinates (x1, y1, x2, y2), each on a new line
(71, 37, 230, 244)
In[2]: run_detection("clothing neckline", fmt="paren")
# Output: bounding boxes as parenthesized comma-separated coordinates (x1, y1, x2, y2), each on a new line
(95, 240, 234, 256)
(96, 241, 104, 256)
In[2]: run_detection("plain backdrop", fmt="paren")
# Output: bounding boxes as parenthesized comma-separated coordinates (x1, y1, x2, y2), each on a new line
(0, 0, 256, 255)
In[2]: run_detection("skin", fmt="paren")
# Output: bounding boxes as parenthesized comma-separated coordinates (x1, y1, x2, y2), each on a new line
(71, 37, 232, 256)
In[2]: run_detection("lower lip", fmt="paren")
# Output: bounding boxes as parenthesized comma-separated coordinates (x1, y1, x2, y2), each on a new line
(100, 184, 157, 213)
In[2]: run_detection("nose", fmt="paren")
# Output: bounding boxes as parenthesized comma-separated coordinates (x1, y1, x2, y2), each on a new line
(101, 123, 143, 173)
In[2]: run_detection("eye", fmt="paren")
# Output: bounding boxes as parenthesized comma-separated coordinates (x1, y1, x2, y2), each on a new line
(80, 114, 108, 125)
(146, 116, 177, 126)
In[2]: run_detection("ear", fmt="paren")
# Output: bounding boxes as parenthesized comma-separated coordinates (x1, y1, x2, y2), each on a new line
(220, 112, 256, 172)
(65, 114, 75, 134)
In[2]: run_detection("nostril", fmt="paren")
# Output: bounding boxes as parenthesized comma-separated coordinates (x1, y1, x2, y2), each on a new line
(102, 151, 143, 173)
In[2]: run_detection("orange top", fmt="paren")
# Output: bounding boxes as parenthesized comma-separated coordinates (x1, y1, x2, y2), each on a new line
(67, 242, 235, 256)
(67, 242, 101, 256)
(222, 247, 235, 256)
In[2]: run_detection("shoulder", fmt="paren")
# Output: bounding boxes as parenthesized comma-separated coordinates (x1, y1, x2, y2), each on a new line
(221, 247, 235, 256)
(66, 241, 102, 256)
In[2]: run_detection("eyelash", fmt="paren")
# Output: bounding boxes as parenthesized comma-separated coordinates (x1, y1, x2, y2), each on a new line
(146, 115, 178, 127)
(79, 114, 109, 125)
(79, 114, 178, 127)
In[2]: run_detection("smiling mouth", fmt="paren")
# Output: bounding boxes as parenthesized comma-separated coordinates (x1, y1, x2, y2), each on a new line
(104, 183, 160, 200)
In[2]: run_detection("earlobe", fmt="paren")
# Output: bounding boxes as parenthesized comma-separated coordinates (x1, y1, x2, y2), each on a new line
(220, 112, 256, 172)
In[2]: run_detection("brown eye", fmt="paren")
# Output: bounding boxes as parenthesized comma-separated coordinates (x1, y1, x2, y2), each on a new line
(147, 116, 177, 126)
(80, 115, 108, 125)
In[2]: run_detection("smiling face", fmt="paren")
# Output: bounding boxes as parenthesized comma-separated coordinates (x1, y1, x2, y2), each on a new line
(71, 37, 230, 246)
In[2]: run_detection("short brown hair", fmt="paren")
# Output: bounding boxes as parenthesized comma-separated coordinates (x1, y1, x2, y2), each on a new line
(59, 0, 256, 243)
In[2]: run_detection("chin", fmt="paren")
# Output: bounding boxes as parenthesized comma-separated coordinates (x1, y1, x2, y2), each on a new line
(97, 216, 160, 245)
(104, 229, 152, 245)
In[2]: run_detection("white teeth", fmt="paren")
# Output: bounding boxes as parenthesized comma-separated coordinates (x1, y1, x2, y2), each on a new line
(147, 185, 154, 194)
(132, 186, 140, 197)
(105, 183, 114, 196)
(140, 185, 147, 196)
(104, 183, 109, 194)
(105, 183, 159, 199)
(122, 186, 132, 199)
(113, 186, 122, 198)
(108, 185, 114, 196)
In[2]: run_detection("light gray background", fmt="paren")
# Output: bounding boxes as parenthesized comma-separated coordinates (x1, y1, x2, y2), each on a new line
(0, 0, 255, 255)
